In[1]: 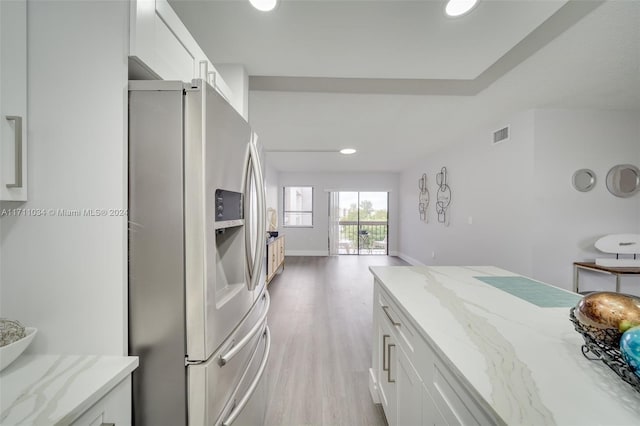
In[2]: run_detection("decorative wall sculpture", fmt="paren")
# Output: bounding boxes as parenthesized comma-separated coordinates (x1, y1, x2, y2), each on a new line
(418, 173, 429, 222)
(436, 167, 451, 225)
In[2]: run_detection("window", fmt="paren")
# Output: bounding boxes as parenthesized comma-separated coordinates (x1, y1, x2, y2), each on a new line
(283, 186, 313, 227)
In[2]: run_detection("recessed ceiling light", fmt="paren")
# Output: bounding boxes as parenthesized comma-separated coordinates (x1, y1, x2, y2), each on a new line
(445, 0, 478, 17)
(249, 0, 278, 12)
(340, 148, 357, 155)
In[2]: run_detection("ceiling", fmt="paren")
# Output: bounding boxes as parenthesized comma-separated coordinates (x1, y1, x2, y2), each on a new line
(170, 0, 640, 172)
(172, 0, 567, 80)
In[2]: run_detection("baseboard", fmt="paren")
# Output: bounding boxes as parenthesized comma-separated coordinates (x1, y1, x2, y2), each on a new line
(285, 250, 329, 256)
(368, 368, 380, 404)
(395, 252, 425, 266)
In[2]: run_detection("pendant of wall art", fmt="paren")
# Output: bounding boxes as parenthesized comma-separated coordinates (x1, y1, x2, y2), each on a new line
(418, 173, 429, 222)
(436, 167, 451, 225)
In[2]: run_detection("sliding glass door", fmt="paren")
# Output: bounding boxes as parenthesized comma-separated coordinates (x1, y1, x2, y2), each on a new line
(334, 191, 388, 255)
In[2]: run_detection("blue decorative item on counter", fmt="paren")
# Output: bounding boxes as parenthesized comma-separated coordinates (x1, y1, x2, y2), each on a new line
(569, 307, 640, 393)
(620, 326, 640, 379)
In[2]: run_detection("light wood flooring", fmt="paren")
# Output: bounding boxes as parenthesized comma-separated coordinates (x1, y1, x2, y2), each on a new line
(265, 255, 409, 426)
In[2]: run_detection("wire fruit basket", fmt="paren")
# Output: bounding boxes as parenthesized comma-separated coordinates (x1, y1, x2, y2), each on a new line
(569, 307, 640, 393)
(0, 319, 26, 347)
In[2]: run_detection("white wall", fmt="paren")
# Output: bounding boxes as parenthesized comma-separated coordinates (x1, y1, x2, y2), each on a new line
(532, 109, 640, 292)
(0, 1, 129, 355)
(398, 108, 640, 292)
(264, 160, 279, 229)
(398, 110, 536, 275)
(275, 171, 400, 256)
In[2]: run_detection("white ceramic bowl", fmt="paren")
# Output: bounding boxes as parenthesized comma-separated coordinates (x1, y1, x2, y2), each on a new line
(0, 327, 37, 372)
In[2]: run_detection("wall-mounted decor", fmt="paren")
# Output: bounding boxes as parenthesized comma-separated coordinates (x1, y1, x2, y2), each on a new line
(436, 167, 451, 225)
(606, 164, 640, 198)
(594, 233, 640, 267)
(571, 169, 596, 192)
(418, 173, 429, 222)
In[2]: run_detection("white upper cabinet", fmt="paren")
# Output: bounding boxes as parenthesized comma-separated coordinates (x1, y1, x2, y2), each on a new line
(129, 0, 246, 118)
(0, 0, 27, 201)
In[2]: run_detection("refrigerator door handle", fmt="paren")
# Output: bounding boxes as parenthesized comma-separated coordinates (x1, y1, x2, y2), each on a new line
(241, 142, 253, 274)
(219, 291, 270, 366)
(244, 135, 266, 291)
(221, 325, 271, 426)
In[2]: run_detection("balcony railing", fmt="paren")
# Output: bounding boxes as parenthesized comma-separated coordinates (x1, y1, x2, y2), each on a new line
(338, 220, 388, 255)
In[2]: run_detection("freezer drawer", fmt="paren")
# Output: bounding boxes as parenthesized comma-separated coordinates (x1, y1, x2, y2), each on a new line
(188, 292, 270, 426)
(188, 325, 270, 426)
(219, 325, 270, 426)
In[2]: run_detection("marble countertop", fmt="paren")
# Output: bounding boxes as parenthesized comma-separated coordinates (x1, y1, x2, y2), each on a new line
(0, 354, 138, 425)
(369, 265, 640, 426)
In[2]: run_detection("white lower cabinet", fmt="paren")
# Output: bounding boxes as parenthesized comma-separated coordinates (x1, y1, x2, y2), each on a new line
(372, 279, 494, 426)
(71, 376, 132, 426)
(376, 316, 397, 425)
(422, 383, 447, 426)
(396, 344, 422, 426)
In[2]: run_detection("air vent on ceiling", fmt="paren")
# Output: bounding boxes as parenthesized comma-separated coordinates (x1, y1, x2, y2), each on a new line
(492, 126, 510, 144)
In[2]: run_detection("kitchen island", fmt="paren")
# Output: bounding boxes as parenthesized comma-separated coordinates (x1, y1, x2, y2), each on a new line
(369, 265, 640, 426)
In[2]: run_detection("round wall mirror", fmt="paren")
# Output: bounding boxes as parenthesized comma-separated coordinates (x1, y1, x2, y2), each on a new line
(572, 169, 596, 192)
(606, 164, 640, 198)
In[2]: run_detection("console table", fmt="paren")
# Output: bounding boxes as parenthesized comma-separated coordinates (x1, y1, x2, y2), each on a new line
(266, 235, 285, 283)
(573, 262, 640, 293)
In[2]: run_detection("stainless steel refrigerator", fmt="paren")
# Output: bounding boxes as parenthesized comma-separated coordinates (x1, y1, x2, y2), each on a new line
(128, 79, 270, 426)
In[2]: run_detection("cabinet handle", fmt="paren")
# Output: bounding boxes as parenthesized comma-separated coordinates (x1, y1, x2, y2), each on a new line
(199, 60, 208, 79)
(382, 306, 401, 327)
(5, 116, 23, 188)
(382, 334, 390, 372)
(208, 71, 216, 88)
(387, 343, 396, 383)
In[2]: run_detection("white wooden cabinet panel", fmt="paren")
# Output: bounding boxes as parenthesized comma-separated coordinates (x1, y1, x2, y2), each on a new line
(71, 376, 132, 426)
(377, 316, 397, 426)
(0, 0, 27, 201)
(422, 383, 447, 426)
(153, 12, 196, 82)
(396, 344, 422, 426)
(129, 0, 238, 112)
(378, 285, 418, 359)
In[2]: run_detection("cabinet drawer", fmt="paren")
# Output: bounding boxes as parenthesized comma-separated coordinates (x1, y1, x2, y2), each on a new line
(71, 376, 132, 426)
(414, 334, 437, 384)
(427, 360, 495, 426)
(377, 283, 418, 356)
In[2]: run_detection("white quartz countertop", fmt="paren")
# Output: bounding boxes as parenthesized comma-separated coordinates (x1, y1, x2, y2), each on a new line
(0, 354, 138, 425)
(369, 265, 640, 426)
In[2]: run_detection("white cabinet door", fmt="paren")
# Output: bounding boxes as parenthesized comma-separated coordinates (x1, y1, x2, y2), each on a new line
(377, 317, 397, 426)
(129, 0, 234, 106)
(422, 383, 447, 426)
(0, 0, 27, 201)
(71, 376, 132, 426)
(397, 344, 422, 426)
